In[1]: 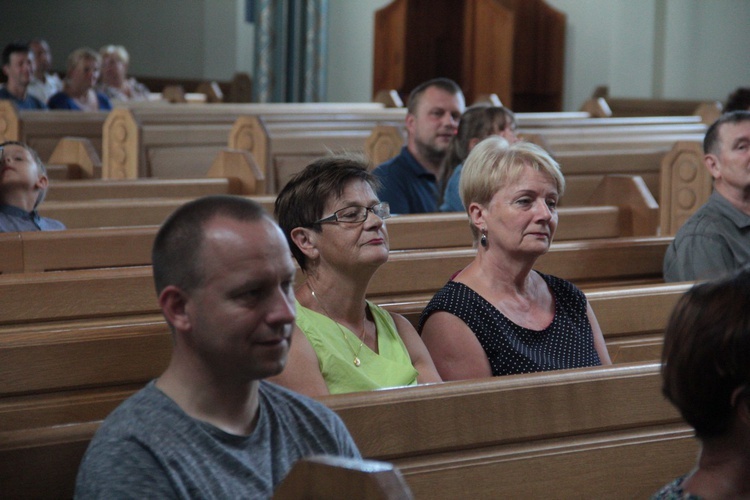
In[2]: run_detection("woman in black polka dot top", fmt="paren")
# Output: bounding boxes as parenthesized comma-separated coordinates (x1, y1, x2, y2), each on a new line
(418, 138, 612, 380)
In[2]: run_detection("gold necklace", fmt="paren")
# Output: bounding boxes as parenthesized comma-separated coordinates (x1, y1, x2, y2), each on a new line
(307, 282, 367, 367)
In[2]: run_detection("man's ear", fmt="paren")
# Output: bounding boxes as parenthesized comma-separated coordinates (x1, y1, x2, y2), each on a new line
(405, 112, 417, 136)
(704, 153, 721, 180)
(290, 226, 320, 261)
(159, 285, 191, 333)
(1, 65, 8, 78)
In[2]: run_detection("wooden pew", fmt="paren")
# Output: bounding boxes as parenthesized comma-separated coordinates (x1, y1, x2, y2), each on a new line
(0, 101, 107, 162)
(0, 236, 671, 326)
(134, 71, 252, 103)
(37, 195, 274, 229)
(2, 199, 654, 275)
(0, 362, 696, 498)
(101, 102, 394, 180)
(320, 362, 696, 498)
(0, 422, 411, 500)
(659, 140, 712, 236)
(581, 87, 723, 123)
(0, 272, 686, 435)
(36, 191, 641, 231)
(45, 146, 266, 202)
(228, 111, 406, 192)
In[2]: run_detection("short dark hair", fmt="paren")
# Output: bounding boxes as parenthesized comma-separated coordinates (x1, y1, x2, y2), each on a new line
(2, 42, 30, 67)
(703, 110, 750, 155)
(724, 87, 750, 113)
(661, 267, 750, 439)
(152, 195, 268, 296)
(274, 154, 378, 271)
(406, 77, 464, 115)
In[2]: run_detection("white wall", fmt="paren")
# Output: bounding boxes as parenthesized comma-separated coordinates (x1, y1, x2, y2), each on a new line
(326, 0, 750, 109)
(2, 1, 747, 107)
(326, 0, 391, 102)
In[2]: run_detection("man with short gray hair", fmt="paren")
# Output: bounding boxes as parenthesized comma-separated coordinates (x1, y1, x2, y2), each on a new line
(664, 111, 750, 281)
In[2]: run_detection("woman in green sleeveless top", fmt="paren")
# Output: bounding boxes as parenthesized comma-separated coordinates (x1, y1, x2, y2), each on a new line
(269, 154, 441, 396)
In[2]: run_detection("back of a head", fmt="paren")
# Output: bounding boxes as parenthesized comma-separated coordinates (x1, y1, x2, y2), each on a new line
(274, 154, 376, 271)
(724, 87, 750, 113)
(152, 195, 267, 296)
(661, 267, 750, 439)
(406, 77, 464, 115)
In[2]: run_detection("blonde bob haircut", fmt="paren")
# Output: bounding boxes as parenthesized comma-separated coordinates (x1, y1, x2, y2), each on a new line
(66, 47, 100, 75)
(459, 137, 565, 241)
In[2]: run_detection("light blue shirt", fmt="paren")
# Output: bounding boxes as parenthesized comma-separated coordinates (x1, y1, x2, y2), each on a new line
(0, 204, 66, 232)
(440, 163, 464, 212)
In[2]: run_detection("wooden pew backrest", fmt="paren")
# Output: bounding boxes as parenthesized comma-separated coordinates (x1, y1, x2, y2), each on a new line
(659, 140, 712, 236)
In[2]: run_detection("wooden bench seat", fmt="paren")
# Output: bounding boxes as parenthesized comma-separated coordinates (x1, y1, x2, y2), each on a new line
(0, 362, 696, 498)
(0, 234, 671, 321)
(9, 200, 651, 273)
(0, 279, 689, 433)
(321, 361, 696, 498)
(581, 87, 722, 122)
(102, 103, 400, 181)
(0, 101, 107, 162)
(0, 420, 410, 500)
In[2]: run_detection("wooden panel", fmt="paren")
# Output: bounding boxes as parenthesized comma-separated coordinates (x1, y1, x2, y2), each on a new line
(0, 267, 158, 325)
(463, 0, 514, 105)
(659, 141, 711, 236)
(0, 233, 23, 274)
(373, 0, 408, 99)
(20, 227, 155, 272)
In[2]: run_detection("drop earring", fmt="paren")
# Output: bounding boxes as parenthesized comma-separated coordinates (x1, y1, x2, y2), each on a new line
(480, 229, 488, 248)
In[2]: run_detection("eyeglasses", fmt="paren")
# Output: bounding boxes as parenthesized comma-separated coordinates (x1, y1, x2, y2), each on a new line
(312, 202, 391, 225)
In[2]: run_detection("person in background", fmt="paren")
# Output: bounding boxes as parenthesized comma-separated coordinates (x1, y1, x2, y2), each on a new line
(97, 45, 150, 102)
(0, 141, 65, 232)
(724, 87, 750, 113)
(27, 38, 63, 103)
(270, 155, 441, 396)
(75, 195, 360, 498)
(652, 267, 750, 499)
(419, 137, 611, 380)
(439, 104, 518, 212)
(663, 111, 750, 282)
(372, 77, 465, 214)
(0, 42, 47, 110)
(48, 47, 112, 111)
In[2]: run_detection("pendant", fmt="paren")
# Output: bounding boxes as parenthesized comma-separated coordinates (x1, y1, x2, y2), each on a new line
(353, 357, 361, 367)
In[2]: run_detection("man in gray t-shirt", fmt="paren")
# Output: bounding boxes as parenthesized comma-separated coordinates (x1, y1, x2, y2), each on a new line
(75, 196, 360, 498)
(664, 111, 750, 282)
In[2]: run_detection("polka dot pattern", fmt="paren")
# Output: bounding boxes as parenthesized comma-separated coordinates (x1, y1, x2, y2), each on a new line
(418, 272, 602, 376)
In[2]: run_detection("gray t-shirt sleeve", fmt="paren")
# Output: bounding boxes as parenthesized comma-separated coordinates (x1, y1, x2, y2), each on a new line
(75, 437, 177, 499)
(664, 232, 735, 282)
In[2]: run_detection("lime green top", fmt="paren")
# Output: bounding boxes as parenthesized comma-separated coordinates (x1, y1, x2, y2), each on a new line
(295, 300, 419, 394)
